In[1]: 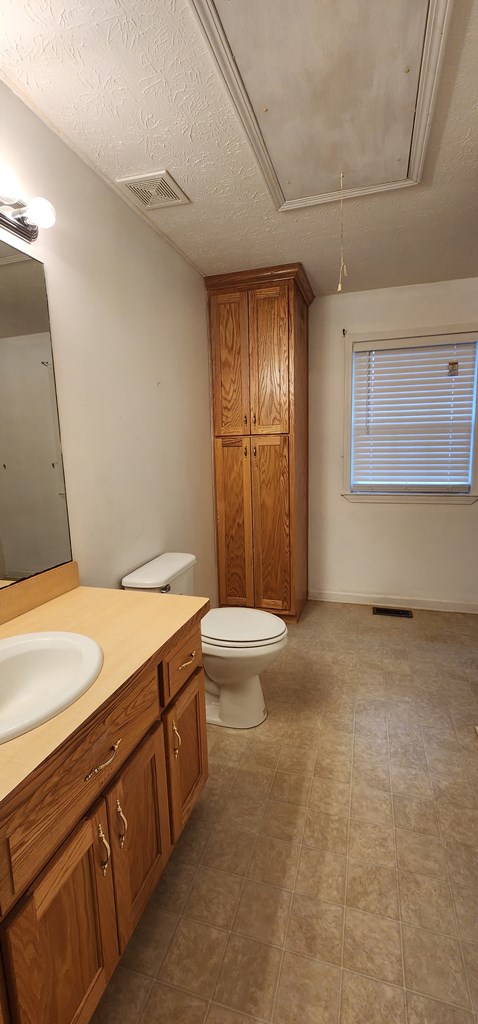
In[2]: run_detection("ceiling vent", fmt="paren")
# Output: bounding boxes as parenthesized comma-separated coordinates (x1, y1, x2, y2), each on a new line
(116, 170, 190, 209)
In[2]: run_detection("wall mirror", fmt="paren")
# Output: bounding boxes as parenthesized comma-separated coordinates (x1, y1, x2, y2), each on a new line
(0, 239, 71, 589)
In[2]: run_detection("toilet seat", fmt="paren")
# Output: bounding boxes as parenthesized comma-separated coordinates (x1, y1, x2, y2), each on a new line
(201, 607, 287, 649)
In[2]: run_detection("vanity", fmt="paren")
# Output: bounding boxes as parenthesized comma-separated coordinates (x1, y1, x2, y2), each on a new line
(0, 562, 210, 1024)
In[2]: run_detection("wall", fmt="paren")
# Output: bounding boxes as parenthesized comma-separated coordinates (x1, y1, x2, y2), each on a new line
(309, 277, 478, 612)
(0, 83, 216, 598)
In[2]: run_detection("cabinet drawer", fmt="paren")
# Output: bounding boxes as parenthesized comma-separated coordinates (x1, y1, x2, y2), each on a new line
(161, 626, 203, 704)
(0, 664, 160, 918)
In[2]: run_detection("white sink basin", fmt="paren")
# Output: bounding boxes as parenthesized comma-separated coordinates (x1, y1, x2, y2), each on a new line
(0, 632, 103, 744)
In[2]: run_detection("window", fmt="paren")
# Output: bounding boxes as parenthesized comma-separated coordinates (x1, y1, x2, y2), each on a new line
(344, 329, 478, 500)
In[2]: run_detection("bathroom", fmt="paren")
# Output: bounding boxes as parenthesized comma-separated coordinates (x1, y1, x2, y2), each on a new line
(0, 1, 478, 1021)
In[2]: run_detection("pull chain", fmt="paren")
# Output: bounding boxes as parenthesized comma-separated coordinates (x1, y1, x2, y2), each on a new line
(337, 171, 348, 293)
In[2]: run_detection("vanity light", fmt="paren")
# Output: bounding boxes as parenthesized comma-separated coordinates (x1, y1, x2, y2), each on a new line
(24, 197, 56, 229)
(0, 179, 56, 243)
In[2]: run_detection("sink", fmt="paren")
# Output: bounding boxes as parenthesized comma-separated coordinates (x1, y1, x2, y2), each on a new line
(0, 632, 103, 744)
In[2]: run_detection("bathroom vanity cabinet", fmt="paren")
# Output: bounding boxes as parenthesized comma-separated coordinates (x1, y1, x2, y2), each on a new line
(206, 263, 314, 621)
(0, 567, 208, 1024)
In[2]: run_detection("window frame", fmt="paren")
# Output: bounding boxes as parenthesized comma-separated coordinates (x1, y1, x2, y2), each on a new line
(343, 324, 478, 504)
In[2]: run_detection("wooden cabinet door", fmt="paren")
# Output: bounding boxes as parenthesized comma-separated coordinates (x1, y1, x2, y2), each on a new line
(214, 436, 254, 607)
(210, 291, 250, 435)
(105, 724, 171, 952)
(0, 959, 9, 1024)
(2, 801, 118, 1024)
(164, 669, 208, 843)
(249, 284, 289, 434)
(251, 435, 291, 612)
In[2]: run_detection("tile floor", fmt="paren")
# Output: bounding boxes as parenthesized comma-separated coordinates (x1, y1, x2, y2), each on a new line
(92, 600, 478, 1024)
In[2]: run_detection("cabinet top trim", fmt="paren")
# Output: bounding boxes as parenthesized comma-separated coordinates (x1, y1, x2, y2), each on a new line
(205, 263, 315, 306)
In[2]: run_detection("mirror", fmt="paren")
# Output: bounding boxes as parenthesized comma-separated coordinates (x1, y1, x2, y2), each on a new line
(0, 240, 71, 588)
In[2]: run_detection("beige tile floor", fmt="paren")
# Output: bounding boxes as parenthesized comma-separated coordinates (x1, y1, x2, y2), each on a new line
(92, 600, 478, 1024)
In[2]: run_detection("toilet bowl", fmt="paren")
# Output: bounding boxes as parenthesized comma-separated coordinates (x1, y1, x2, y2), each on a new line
(201, 607, 288, 729)
(121, 554, 288, 730)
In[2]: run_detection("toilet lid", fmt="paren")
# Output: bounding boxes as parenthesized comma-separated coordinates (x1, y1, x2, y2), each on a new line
(201, 607, 287, 648)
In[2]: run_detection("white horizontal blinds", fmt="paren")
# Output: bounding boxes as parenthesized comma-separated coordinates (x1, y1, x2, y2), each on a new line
(351, 341, 477, 492)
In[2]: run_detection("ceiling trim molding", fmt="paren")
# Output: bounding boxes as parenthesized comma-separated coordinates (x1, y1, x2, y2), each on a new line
(188, 0, 454, 210)
(408, 0, 455, 182)
(187, 0, 285, 209)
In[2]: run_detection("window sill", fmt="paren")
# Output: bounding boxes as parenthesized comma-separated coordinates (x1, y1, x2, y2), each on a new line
(342, 493, 478, 505)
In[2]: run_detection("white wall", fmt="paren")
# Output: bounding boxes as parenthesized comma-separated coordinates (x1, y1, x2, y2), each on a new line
(309, 278, 478, 612)
(0, 83, 217, 598)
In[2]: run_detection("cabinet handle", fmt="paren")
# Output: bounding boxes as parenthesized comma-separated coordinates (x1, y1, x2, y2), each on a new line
(173, 721, 182, 760)
(244, 445, 247, 457)
(244, 414, 247, 425)
(253, 446, 256, 457)
(97, 823, 111, 876)
(116, 799, 128, 849)
(178, 651, 197, 671)
(84, 739, 122, 781)
(252, 413, 256, 425)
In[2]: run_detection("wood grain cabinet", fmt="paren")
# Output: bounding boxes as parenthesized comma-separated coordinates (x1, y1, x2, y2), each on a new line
(163, 669, 208, 842)
(207, 264, 314, 620)
(0, 960, 9, 1024)
(0, 614, 208, 1024)
(105, 724, 171, 952)
(2, 802, 118, 1024)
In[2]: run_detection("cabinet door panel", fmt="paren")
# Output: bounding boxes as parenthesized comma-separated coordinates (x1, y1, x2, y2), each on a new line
(252, 435, 291, 612)
(214, 437, 254, 607)
(210, 291, 250, 435)
(164, 670, 208, 843)
(0, 958, 9, 1024)
(249, 285, 289, 434)
(2, 802, 118, 1024)
(105, 725, 171, 951)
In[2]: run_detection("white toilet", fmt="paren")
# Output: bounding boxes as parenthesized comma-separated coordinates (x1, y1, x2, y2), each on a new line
(122, 553, 288, 729)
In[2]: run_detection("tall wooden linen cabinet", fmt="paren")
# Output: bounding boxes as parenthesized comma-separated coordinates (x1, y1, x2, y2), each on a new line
(206, 264, 314, 622)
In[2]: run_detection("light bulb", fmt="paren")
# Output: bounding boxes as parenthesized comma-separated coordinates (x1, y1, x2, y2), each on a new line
(0, 165, 20, 205)
(25, 196, 56, 229)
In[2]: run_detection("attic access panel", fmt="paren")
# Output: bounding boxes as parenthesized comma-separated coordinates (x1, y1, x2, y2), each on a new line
(190, 0, 452, 208)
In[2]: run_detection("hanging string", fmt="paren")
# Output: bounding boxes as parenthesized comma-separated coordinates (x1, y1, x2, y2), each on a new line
(337, 171, 348, 293)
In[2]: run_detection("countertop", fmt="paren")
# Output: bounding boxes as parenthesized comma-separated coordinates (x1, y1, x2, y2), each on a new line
(0, 585, 209, 804)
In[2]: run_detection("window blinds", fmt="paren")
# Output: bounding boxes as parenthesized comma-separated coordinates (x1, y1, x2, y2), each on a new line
(351, 341, 477, 492)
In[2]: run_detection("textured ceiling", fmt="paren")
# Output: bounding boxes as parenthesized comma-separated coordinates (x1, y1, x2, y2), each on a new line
(0, 0, 477, 295)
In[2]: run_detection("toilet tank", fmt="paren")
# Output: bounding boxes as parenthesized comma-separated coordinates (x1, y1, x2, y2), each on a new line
(121, 553, 196, 595)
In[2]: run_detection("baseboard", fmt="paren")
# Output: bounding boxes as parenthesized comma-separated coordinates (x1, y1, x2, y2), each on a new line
(308, 590, 478, 615)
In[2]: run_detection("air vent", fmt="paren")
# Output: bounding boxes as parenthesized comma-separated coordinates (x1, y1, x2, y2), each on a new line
(373, 607, 413, 618)
(116, 171, 190, 209)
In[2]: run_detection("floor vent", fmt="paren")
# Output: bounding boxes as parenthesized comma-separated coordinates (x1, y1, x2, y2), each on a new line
(116, 171, 190, 209)
(373, 607, 413, 618)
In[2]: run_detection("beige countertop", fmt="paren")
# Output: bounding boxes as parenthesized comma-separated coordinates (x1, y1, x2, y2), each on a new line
(0, 585, 209, 804)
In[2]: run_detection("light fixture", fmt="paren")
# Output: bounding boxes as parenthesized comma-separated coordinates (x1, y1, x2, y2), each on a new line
(0, 170, 56, 242)
(25, 197, 56, 229)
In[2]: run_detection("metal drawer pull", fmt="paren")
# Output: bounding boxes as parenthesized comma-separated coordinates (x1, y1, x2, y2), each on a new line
(84, 739, 122, 781)
(178, 651, 197, 671)
(97, 823, 111, 876)
(116, 799, 128, 849)
(173, 721, 182, 759)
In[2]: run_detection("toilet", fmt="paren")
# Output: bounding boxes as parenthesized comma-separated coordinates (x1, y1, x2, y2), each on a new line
(122, 553, 288, 729)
